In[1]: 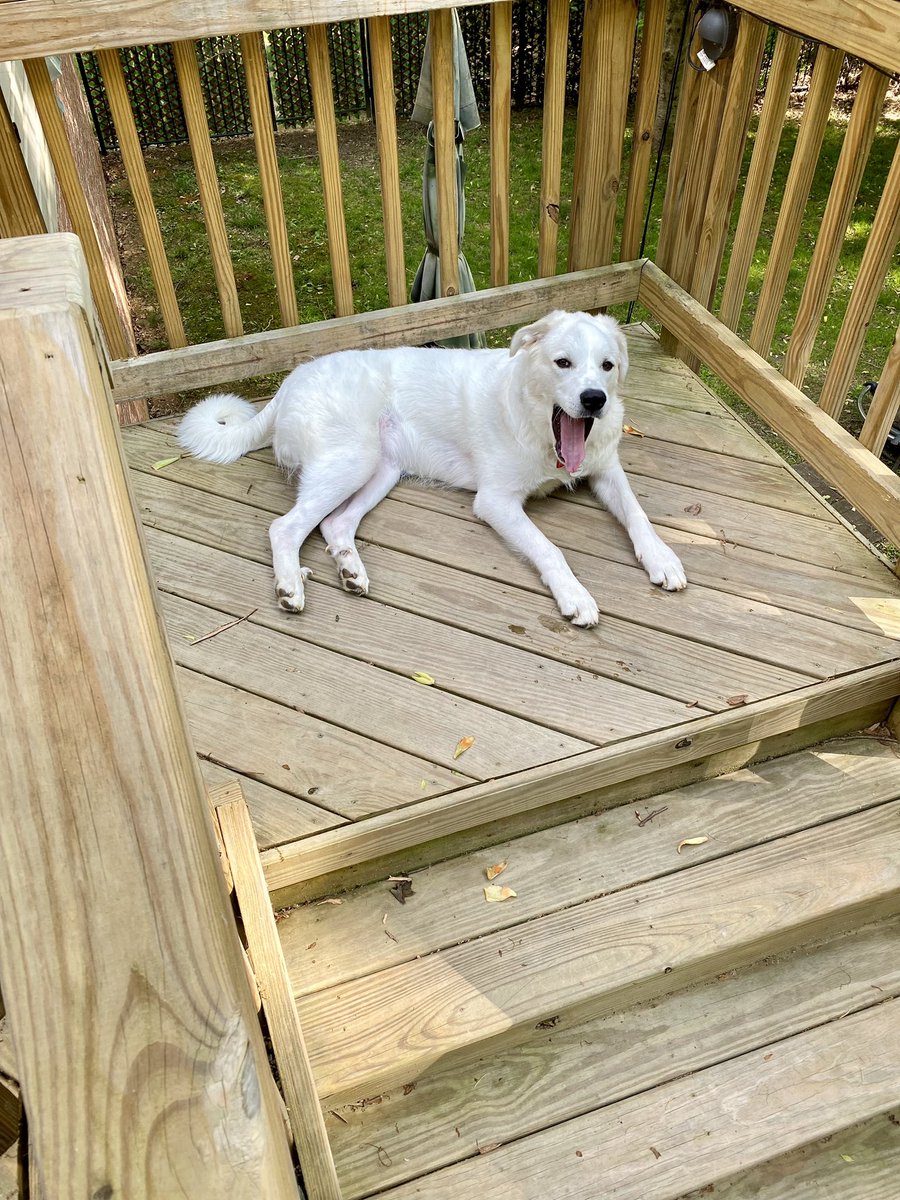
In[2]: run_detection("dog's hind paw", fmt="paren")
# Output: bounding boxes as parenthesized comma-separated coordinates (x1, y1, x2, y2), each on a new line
(330, 546, 370, 597)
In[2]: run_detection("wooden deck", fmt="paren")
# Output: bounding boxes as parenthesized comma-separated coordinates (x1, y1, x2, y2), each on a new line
(121, 324, 900, 878)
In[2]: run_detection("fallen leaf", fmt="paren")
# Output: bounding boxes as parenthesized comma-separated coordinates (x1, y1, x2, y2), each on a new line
(316, 897, 343, 905)
(152, 455, 182, 470)
(726, 693, 749, 706)
(536, 1015, 560, 1030)
(477, 1142, 502, 1155)
(454, 736, 475, 759)
(676, 836, 709, 854)
(508, 624, 526, 635)
(484, 885, 517, 902)
(623, 422, 645, 437)
(683, 503, 702, 516)
(485, 861, 508, 881)
(420, 779, 428, 790)
(840, 1154, 854, 1163)
(390, 879, 414, 904)
(650, 1147, 662, 1160)
(411, 671, 435, 685)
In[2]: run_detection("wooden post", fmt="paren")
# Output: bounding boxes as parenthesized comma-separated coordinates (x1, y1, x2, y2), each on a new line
(0, 234, 299, 1199)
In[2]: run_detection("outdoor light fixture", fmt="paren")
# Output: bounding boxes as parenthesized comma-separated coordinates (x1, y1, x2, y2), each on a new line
(694, 3, 738, 70)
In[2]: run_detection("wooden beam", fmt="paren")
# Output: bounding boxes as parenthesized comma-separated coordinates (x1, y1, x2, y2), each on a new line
(214, 787, 342, 1200)
(260, 658, 900, 898)
(718, 30, 802, 331)
(568, 0, 637, 271)
(171, 40, 244, 338)
(820, 135, 900, 421)
(619, 0, 665, 261)
(367, 15, 407, 308)
(782, 65, 890, 390)
(0, 234, 298, 1198)
(110, 260, 642, 401)
(749, 45, 843, 360)
(240, 31, 299, 329)
(96, 47, 187, 348)
(0, 87, 45, 238)
(306, 23, 354, 317)
(537, 0, 569, 277)
(725, 0, 899, 76)
(641, 261, 900, 547)
(489, 1, 511, 288)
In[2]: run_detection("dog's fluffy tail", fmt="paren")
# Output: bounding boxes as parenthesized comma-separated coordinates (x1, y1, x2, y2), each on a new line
(177, 392, 277, 465)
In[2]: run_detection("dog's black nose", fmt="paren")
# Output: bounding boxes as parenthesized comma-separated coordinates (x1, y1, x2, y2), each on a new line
(580, 389, 607, 414)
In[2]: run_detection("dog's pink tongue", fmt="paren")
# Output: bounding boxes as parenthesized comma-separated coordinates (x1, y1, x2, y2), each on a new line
(558, 413, 587, 473)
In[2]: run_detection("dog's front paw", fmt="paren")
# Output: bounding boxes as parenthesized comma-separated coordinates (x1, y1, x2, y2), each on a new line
(554, 580, 600, 627)
(638, 539, 687, 591)
(275, 566, 311, 613)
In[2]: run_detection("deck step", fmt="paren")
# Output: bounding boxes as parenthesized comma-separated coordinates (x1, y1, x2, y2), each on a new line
(283, 738, 900, 1104)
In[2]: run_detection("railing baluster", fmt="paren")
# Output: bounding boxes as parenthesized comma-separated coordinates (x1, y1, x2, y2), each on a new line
(620, 0, 666, 262)
(430, 6, 459, 297)
(490, 1, 512, 288)
(367, 15, 407, 307)
(538, 0, 569, 278)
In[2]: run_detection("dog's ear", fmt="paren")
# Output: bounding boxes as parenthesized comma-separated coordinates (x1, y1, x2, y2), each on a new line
(510, 311, 566, 356)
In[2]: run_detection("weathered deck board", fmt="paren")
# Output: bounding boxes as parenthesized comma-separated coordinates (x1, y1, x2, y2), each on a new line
(324, 920, 900, 1198)
(295, 801, 900, 1101)
(278, 735, 900, 995)
(122, 325, 900, 867)
(374, 998, 900, 1200)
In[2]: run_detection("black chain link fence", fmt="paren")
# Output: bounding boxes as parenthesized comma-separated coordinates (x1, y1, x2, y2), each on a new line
(78, 4, 588, 152)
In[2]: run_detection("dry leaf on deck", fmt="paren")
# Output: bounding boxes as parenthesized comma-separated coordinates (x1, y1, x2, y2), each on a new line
(454, 736, 476, 759)
(316, 897, 344, 905)
(683, 503, 702, 516)
(484, 885, 517, 903)
(623, 423, 645, 437)
(676, 837, 709, 854)
(411, 671, 435, 686)
(485, 861, 508, 881)
(152, 455, 182, 471)
(726, 694, 749, 707)
(389, 878, 414, 904)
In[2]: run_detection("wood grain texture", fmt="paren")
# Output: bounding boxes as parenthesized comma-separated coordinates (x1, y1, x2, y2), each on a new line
(367, 16, 406, 307)
(820, 135, 900, 421)
(749, 45, 843, 359)
(295, 801, 900, 1101)
(690, 14, 766, 311)
(718, 29, 801, 330)
(22, 56, 130, 358)
(619, 0, 665, 260)
(96, 47, 187, 348)
(376, 998, 900, 1199)
(327, 920, 900, 1197)
(279, 736, 900, 996)
(537, 0, 569, 276)
(0, 0, 895, 75)
(110, 261, 641, 399)
(860, 324, 900, 457)
(240, 31, 299, 329)
(782, 65, 890, 389)
(641, 262, 900, 547)
(0, 88, 45, 239)
(259, 661, 900, 895)
(568, 0, 637, 271)
(489, 2, 511, 287)
(305, 23, 354, 316)
(430, 7, 459, 297)
(171, 39, 244, 337)
(0, 237, 296, 1197)
(215, 790, 342, 1200)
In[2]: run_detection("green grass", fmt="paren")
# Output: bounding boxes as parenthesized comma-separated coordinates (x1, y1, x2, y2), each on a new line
(107, 107, 900, 437)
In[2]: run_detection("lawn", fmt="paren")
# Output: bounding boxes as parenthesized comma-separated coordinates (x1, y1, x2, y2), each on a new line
(106, 105, 900, 440)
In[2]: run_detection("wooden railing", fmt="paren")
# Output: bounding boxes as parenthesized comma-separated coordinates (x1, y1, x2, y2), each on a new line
(0, 1, 897, 478)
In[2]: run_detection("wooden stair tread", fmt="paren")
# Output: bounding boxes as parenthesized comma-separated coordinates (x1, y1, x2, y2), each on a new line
(294, 799, 900, 1101)
(279, 735, 900, 995)
(373, 997, 900, 1200)
(325, 918, 900, 1198)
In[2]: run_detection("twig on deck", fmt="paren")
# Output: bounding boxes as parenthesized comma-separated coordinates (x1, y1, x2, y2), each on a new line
(188, 608, 258, 646)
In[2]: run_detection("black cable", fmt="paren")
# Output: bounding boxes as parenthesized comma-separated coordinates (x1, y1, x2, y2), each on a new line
(627, 0, 696, 323)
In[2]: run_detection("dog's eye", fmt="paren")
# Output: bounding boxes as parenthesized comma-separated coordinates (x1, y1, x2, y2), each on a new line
(554, 357, 572, 369)
(602, 359, 614, 372)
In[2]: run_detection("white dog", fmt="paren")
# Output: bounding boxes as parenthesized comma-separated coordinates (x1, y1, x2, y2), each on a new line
(178, 310, 686, 626)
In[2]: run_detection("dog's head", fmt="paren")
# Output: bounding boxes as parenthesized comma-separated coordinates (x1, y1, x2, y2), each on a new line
(510, 310, 628, 472)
